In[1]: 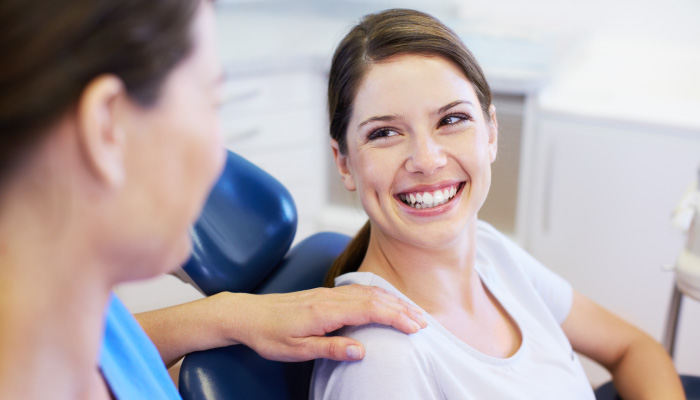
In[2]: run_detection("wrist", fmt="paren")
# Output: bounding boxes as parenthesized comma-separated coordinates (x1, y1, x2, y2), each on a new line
(208, 291, 251, 348)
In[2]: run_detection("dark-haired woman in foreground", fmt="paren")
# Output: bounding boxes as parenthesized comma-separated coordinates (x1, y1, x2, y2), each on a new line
(312, 9, 683, 399)
(0, 1, 428, 398)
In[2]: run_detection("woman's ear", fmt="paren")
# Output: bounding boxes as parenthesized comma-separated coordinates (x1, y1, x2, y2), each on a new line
(487, 104, 499, 163)
(331, 139, 356, 191)
(75, 74, 127, 189)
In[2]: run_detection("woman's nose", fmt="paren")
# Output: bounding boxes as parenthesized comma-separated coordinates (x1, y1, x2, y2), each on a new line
(405, 135, 447, 175)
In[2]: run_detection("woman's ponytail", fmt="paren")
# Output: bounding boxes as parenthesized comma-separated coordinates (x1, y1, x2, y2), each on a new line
(323, 221, 370, 287)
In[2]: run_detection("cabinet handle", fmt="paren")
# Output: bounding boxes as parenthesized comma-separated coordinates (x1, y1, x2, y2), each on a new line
(542, 139, 556, 233)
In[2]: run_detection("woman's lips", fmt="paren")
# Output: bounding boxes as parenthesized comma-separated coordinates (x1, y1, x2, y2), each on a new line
(396, 182, 465, 209)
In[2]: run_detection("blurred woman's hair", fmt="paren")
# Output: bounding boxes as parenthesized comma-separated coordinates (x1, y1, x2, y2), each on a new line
(0, 0, 200, 184)
(324, 8, 492, 287)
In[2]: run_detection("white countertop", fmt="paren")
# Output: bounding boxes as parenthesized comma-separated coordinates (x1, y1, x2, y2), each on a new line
(538, 36, 700, 131)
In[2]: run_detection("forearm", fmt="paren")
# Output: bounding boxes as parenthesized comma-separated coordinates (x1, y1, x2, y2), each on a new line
(135, 284, 426, 367)
(563, 291, 684, 399)
(134, 292, 242, 367)
(608, 334, 684, 400)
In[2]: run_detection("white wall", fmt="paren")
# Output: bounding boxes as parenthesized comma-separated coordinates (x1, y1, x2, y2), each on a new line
(457, 0, 700, 44)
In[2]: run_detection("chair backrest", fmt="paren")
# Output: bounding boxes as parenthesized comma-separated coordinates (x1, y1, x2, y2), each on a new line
(177, 150, 351, 399)
(181, 150, 298, 296)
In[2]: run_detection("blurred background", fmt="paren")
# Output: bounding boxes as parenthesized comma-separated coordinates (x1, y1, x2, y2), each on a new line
(116, 0, 700, 388)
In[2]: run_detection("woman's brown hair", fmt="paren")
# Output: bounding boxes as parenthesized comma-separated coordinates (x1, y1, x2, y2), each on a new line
(0, 0, 200, 184)
(324, 8, 492, 287)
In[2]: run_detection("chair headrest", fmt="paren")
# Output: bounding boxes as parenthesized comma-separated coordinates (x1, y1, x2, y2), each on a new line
(182, 150, 297, 296)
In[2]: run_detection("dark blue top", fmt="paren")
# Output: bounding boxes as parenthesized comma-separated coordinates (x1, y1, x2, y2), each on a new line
(99, 293, 181, 399)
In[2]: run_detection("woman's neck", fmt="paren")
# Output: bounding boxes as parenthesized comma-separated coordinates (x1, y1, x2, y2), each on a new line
(0, 187, 114, 399)
(359, 220, 523, 358)
(358, 220, 481, 316)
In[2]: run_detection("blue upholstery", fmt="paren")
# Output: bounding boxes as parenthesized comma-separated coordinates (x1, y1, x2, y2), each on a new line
(594, 375, 700, 399)
(255, 232, 351, 295)
(182, 151, 297, 296)
(179, 233, 350, 400)
(177, 149, 351, 399)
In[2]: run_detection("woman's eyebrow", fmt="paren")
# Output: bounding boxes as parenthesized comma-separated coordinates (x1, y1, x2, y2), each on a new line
(435, 100, 474, 114)
(356, 100, 473, 129)
(357, 114, 403, 129)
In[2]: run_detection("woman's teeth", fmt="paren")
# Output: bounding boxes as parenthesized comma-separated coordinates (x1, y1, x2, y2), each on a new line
(398, 184, 461, 209)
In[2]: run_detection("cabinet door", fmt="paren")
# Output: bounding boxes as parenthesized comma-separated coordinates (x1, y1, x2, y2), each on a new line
(526, 117, 700, 384)
(219, 69, 328, 243)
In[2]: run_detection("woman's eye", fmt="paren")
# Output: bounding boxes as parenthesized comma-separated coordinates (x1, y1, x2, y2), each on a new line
(440, 113, 469, 126)
(367, 128, 398, 141)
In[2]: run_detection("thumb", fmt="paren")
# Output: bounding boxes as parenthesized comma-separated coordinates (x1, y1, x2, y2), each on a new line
(305, 336, 365, 361)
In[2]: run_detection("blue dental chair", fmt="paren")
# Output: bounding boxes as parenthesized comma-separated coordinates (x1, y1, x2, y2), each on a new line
(175, 150, 350, 400)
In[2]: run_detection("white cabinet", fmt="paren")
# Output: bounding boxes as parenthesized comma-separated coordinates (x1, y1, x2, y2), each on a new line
(521, 115, 700, 385)
(219, 68, 328, 242)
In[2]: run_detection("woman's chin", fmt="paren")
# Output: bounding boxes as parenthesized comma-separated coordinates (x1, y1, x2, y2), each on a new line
(129, 234, 193, 282)
(167, 234, 194, 273)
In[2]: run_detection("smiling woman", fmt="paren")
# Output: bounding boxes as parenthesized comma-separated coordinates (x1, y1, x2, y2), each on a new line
(313, 8, 684, 400)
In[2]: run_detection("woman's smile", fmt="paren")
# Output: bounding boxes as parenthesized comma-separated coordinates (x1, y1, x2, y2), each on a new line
(397, 181, 465, 209)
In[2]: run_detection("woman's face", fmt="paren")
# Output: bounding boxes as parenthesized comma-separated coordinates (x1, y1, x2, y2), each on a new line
(334, 54, 497, 249)
(117, 0, 225, 278)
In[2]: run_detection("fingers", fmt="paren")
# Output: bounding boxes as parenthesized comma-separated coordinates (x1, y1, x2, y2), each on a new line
(244, 286, 427, 363)
(302, 337, 366, 362)
(397, 297, 427, 329)
(363, 300, 424, 335)
(325, 285, 428, 335)
(340, 285, 424, 317)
